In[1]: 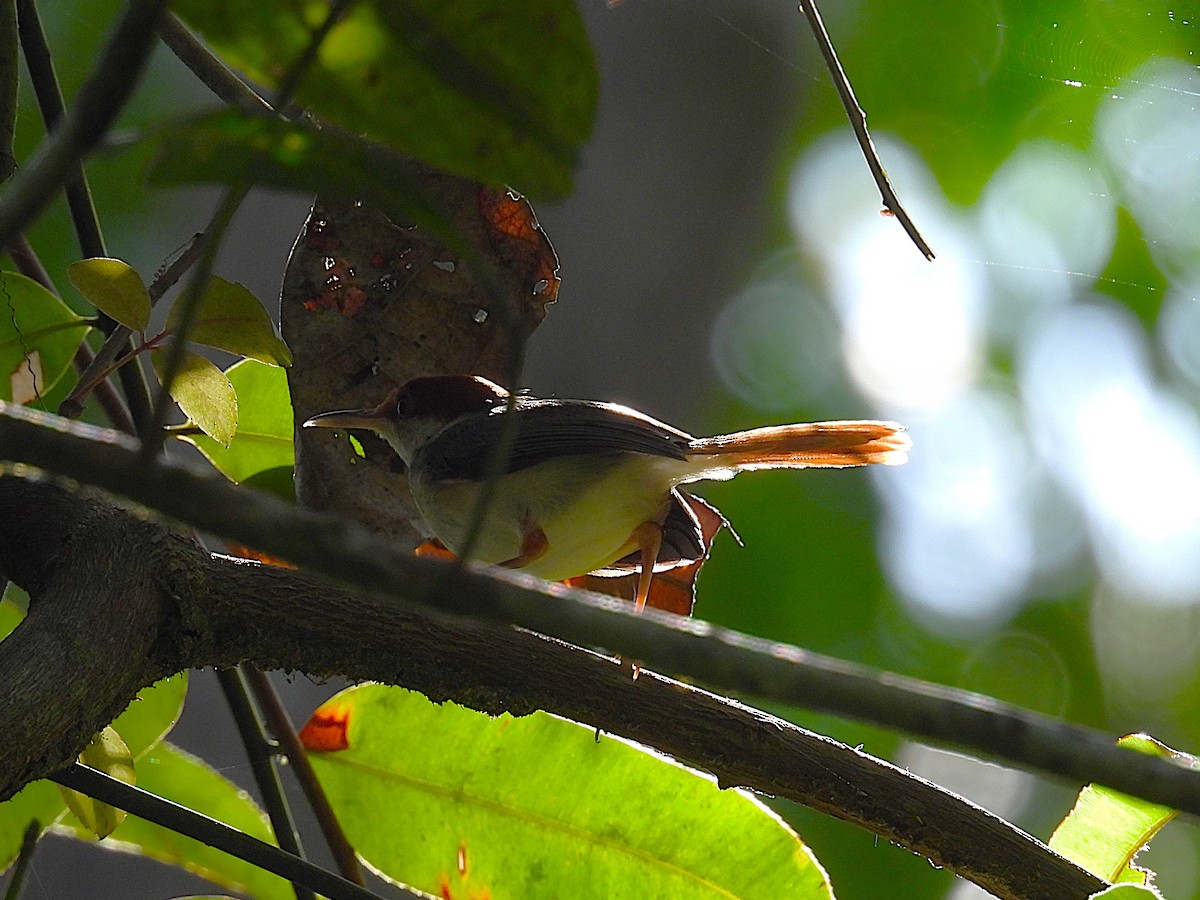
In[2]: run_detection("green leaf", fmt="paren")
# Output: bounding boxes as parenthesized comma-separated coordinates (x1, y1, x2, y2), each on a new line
(111, 672, 188, 761)
(167, 276, 291, 367)
(0, 270, 91, 403)
(58, 726, 135, 839)
(171, 0, 597, 198)
(1050, 734, 1193, 885)
(0, 780, 66, 872)
(152, 348, 238, 447)
(0, 666, 185, 870)
(303, 685, 833, 900)
(182, 359, 294, 485)
(151, 110, 457, 241)
(55, 742, 292, 900)
(66, 258, 151, 331)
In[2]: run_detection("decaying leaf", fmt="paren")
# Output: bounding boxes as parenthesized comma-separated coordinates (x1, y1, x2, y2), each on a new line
(283, 177, 558, 546)
(10, 350, 42, 405)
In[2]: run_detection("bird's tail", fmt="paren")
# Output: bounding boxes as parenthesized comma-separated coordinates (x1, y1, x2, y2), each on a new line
(686, 421, 910, 472)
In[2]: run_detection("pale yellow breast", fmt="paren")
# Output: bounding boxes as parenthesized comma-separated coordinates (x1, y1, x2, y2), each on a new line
(410, 454, 693, 580)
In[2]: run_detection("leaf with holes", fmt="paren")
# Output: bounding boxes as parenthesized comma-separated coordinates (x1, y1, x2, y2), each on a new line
(167, 277, 291, 367)
(183, 359, 294, 485)
(301, 684, 833, 900)
(0, 271, 91, 404)
(152, 348, 238, 447)
(66, 258, 151, 331)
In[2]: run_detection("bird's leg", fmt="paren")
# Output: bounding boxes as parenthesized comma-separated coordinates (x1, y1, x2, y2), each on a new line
(631, 521, 664, 612)
(498, 513, 550, 569)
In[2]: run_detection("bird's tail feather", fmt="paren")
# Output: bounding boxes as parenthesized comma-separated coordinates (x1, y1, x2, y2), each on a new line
(687, 421, 910, 471)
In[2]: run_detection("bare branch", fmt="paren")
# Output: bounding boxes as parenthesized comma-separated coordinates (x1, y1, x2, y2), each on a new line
(0, 473, 1101, 900)
(797, 0, 935, 260)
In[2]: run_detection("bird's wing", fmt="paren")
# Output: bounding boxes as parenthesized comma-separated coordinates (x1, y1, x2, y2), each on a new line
(415, 398, 694, 481)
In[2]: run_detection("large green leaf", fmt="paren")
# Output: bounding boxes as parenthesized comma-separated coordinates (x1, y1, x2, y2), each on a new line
(167, 277, 292, 367)
(66, 258, 151, 331)
(55, 742, 292, 900)
(183, 359, 294, 485)
(171, 0, 597, 198)
(1049, 734, 1191, 885)
(0, 270, 91, 403)
(152, 347, 238, 447)
(150, 110, 455, 239)
(303, 684, 832, 899)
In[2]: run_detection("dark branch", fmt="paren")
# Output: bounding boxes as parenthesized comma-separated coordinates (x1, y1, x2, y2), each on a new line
(0, 404, 1194, 826)
(0, 405, 1161, 899)
(0, 473, 1101, 900)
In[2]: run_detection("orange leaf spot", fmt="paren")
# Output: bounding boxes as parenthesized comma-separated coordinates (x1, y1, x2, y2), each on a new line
(299, 704, 351, 752)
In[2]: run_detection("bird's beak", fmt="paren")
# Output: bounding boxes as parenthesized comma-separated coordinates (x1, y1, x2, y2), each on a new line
(302, 391, 397, 431)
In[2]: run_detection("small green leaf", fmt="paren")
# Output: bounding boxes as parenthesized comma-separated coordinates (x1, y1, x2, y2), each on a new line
(183, 359, 294, 485)
(1050, 734, 1194, 885)
(0, 270, 91, 403)
(167, 276, 291, 367)
(66, 258, 151, 331)
(303, 685, 833, 900)
(171, 0, 597, 198)
(153, 348, 238, 447)
(56, 743, 292, 900)
(58, 726, 135, 839)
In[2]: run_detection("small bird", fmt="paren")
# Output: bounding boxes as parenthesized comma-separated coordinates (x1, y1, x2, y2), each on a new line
(304, 374, 910, 610)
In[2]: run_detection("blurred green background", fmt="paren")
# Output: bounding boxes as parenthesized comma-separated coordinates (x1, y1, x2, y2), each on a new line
(7, 0, 1200, 897)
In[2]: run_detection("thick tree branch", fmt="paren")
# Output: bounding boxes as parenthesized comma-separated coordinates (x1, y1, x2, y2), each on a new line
(1, 404, 1197, 823)
(0, 475, 1100, 900)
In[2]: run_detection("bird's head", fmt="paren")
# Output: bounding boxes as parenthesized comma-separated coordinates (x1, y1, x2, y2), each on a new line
(303, 374, 508, 465)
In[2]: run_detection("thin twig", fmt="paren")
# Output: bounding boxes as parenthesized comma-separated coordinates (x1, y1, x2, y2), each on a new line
(11, 0, 164, 425)
(50, 764, 401, 900)
(243, 665, 365, 886)
(16, 0, 105, 258)
(158, 14, 273, 114)
(797, 1, 935, 260)
(216, 667, 316, 900)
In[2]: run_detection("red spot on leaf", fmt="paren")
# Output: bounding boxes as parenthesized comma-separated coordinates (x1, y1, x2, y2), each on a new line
(299, 704, 351, 752)
(439, 873, 454, 899)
